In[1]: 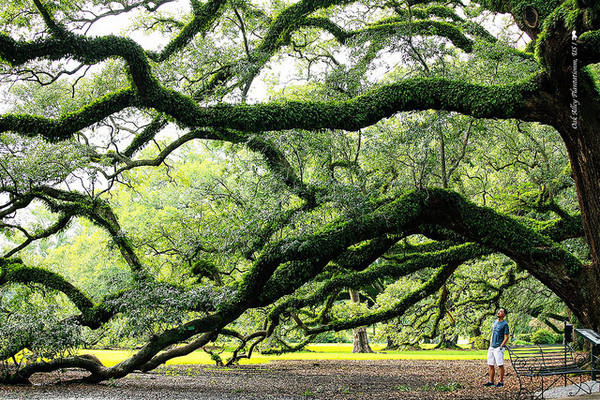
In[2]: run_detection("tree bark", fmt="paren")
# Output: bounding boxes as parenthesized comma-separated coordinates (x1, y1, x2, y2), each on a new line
(538, 23, 600, 330)
(352, 327, 374, 353)
(349, 289, 374, 353)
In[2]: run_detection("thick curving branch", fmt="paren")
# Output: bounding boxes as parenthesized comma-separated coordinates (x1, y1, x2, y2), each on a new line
(31, 187, 148, 278)
(0, 1, 549, 143)
(174, 75, 548, 131)
(245, 135, 319, 205)
(148, 0, 228, 62)
(301, 18, 475, 52)
(0, 258, 112, 328)
(121, 115, 169, 158)
(1, 187, 587, 383)
(0, 89, 135, 142)
(242, 187, 585, 319)
(6, 355, 107, 385)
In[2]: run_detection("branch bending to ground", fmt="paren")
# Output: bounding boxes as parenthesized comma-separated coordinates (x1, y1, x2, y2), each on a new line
(140, 331, 219, 371)
(5, 354, 107, 385)
(0, 258, 110, 328)
(219, 329, 269, 366)
(1, 188, 586, 383)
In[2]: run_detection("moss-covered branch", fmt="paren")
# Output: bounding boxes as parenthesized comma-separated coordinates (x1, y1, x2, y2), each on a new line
(147, 0, 227, 62)
(0, 89, 135, 142)
(0, 258, 112, 328)
(185, 75, 546, 132)
(301, 17, 474, 52)
(245, 135, 319, 206)
(0, 74, 544, 142)
(121, 115, 168, 158)
(0, 12, 548, 141)
(32, 187, 148, 278)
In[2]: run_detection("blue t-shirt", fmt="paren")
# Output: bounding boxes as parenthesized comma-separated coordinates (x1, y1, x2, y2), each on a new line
(491, 320, 509, 348)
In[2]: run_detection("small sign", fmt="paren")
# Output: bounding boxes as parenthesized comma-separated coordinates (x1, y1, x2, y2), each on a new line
(575, 328, 600, 346)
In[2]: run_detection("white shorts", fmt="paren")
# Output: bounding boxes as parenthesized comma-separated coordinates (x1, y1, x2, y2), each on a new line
(487, 346, 505, 366)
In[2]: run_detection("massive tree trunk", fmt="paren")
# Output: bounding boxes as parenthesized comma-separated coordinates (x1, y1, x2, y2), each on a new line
(537, 22, 600, 331)
(556, 103, 600, 329)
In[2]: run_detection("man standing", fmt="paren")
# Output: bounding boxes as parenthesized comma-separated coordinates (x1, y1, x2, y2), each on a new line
(483, 308, 510, 388)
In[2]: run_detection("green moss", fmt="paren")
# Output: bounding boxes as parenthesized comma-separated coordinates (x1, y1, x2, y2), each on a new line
(185, 76, 540, 133)
(148, 0, 227, 62)
(3, 262, 96, 313)
(362, 20, 474, 52)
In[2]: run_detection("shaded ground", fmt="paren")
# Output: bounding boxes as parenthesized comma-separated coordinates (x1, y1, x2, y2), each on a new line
(0, 359, 524, 399)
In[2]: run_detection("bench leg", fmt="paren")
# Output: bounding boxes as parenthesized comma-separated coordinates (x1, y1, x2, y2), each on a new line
(516, 375, 537, 400)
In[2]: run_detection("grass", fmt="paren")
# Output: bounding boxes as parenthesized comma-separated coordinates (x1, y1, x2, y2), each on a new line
(83, 343, 487, 367)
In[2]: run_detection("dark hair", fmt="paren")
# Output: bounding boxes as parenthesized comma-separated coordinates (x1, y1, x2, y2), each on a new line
(500, 308, 508, 315)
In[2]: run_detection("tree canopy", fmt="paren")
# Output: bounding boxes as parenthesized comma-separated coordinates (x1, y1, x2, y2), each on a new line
(0, 0, 599, 384)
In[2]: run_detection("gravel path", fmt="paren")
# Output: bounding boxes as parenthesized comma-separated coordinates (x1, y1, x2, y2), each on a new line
(544, 381, 600, 399)
(1, 359, 595, 399)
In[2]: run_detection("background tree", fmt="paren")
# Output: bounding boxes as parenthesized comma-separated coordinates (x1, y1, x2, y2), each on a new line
(0, 0, 597, 384)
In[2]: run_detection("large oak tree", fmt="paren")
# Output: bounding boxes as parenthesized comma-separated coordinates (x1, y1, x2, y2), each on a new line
(0, 0, 598, 384)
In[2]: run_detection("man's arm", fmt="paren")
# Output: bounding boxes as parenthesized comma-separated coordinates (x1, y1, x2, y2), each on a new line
(501, 324, 510, 348)
(501, 334, 509, 348)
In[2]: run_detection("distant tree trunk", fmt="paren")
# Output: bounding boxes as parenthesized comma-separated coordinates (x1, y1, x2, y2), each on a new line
(349, 289, 374, 353)
(435, 333, 460, 349)
(384, 336, 398, 350)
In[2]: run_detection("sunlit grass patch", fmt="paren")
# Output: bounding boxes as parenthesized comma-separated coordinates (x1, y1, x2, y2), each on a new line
(82, 343, 486, 367)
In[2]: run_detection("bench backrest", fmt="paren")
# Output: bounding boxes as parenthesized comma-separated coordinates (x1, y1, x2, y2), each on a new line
(508, 344, 579, 374)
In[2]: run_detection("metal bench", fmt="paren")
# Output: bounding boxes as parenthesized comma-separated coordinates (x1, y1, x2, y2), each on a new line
(508, 343, 599, 399)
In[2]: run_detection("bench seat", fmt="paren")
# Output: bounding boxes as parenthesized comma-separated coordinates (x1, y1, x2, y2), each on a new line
(508, 344, 599, 399)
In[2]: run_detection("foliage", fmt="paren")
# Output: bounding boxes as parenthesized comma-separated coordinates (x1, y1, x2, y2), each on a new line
(530, 329, 562, 345)
(469, 336, 490, 350)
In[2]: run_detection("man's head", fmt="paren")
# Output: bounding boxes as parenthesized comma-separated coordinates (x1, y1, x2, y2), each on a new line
(497, 308, 508, 320)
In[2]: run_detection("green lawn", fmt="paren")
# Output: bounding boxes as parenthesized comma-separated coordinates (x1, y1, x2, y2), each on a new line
(85, 343, 487, 367)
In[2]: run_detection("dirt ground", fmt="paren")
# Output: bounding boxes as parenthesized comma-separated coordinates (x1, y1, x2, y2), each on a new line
(0, 359, 525, 399)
